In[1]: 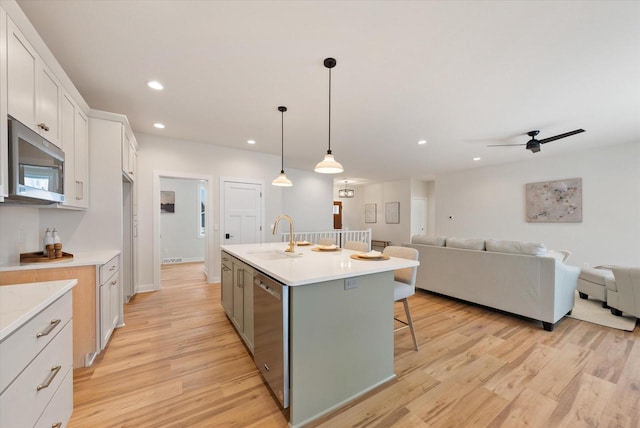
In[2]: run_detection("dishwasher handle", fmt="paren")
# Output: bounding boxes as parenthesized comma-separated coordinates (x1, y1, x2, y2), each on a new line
(255, 278, 282, 301)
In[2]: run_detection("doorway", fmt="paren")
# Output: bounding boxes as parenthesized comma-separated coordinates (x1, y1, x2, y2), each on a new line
(153, 171, 214, 290)
(411, 197, 427, 237)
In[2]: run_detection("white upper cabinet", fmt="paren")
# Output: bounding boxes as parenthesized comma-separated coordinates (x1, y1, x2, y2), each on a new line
(6, 16, 62, 147)
(37, 62, 61, 146)
(121, 129, 136, 181)
(6, 16, 37, 130)
(1, 7, 8, 199)
(73, 109, 89, 208)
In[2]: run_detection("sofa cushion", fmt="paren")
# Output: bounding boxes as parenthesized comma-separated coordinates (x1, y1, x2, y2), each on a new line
(445, 238, 485, 251)
(411, 235, 446, 246)
(546, 250, 571, 262)
(579, 267, 614, 285)
(485, 239, 546, 256)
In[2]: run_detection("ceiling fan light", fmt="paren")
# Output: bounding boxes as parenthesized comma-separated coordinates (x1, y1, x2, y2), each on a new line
(315, 152, 344, 174)
(272, 171, 293, 187)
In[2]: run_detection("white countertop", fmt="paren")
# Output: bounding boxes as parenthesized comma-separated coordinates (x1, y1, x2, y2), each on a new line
(221, 242, 419, 286)
(0, 250, 120, 272)
(0, 279, 77, 341)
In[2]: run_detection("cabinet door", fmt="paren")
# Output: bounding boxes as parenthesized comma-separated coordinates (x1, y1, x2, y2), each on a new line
(232, 263, 244, 330)
(0, 8, 8, 199)
(37, 62, 61, 146)
(221, 259, 233, 315)
(243, 266, 254, 349)
(7, 17, 37, 129)
(128, 143, 136, 179)
(73, 110, 89, 208)
(109, 275, 120, 331)
(60, 92, 77, 205)
(99, 283, 110, 350)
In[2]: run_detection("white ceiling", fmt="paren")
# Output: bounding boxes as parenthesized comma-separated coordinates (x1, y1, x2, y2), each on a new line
(16, 0, 640, 184)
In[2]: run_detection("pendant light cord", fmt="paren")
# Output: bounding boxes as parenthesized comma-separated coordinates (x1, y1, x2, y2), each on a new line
(328, 67, 332, 154)
(281, 109, 285, 173)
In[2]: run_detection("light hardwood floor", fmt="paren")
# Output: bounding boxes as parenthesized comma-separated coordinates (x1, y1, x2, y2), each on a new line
(69, 262, 640, 427)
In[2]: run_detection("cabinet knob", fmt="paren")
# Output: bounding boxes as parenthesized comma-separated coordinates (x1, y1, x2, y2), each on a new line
(38, 122, 50, 131)
(111, 281, 117, 285)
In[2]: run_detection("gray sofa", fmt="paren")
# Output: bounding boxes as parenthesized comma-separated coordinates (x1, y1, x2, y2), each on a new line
(403, 236, 580, 331)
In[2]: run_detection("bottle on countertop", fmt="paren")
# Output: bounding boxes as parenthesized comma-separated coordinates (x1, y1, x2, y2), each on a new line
(43, 228, 53, 256)
(52, 228, 62, 258)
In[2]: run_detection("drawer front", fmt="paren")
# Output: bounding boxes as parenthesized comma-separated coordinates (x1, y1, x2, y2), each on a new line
(0, 320, 73, 428)
(0, 291, 72, 394)
(34, 367, 73, 428)
(99, 255, 119, 284)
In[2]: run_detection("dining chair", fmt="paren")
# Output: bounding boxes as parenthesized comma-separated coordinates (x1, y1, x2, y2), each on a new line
(382, 246, 419, 351)
(344, 241, 367, 252)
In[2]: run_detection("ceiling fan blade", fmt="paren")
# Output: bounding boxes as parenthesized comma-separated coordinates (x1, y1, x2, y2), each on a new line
(487, 144, 526, 147)
(539, 129, 585, 144)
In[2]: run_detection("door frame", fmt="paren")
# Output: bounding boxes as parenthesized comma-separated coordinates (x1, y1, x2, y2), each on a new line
(153, 170, 214, 291)
(219, 176, 265, 247)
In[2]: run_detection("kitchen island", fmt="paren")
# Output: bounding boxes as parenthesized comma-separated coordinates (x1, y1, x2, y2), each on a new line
(220, 242, 419, 427)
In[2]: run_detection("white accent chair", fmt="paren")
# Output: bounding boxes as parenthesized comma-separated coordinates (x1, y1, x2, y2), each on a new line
(607, 267, 640, 317)
(383, 246, 419, 351)
(344, 241, 367, 252)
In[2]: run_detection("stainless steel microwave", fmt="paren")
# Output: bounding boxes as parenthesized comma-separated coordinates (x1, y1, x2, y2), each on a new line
(6, 116, 65, 203)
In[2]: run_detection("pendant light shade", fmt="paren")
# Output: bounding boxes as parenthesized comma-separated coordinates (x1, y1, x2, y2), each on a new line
(273, 106, 293, 187)
(315, 57, 344, 174)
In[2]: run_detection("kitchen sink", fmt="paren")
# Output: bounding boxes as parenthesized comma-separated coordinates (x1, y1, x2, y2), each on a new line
(247, 250, 303, 260)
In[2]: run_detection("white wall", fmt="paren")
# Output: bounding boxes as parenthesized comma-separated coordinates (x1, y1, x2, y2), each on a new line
(336, 179, 413, 245)
(435, 141, 640, 268)
(0, 205, 40, 265)
(136, 132, 333, 288)
(160, 177, 204, 263)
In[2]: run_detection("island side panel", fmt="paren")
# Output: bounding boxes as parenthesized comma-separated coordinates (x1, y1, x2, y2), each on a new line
(289, 271, 395, 427)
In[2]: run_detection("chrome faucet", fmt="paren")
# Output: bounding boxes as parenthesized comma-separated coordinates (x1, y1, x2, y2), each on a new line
(273, 214, 296, 253)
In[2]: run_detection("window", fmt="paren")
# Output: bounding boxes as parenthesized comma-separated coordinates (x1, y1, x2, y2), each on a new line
(198, 184, 206, 237)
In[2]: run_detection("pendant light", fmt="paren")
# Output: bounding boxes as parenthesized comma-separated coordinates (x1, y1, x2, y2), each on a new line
(272, 106, 293, 187)
(338, 180, 354, 198)
(315, 57, 344, 174)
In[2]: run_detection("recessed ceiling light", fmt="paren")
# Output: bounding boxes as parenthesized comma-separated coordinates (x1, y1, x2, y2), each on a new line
(247, 139, 256, 145)
(417, 140, 427, 145)
(153, 123, 165, 129)
(473, 157, 481, 161)
(147, 81, 164, 90)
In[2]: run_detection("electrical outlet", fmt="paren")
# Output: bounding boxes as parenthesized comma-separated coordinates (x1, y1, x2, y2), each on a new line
(344, 278, 358, 290)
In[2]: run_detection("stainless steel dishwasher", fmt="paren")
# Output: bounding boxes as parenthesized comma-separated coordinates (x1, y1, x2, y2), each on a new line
(253, 272, 289, 408)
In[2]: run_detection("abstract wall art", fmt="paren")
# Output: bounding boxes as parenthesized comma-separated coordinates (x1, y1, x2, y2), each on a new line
(525, 178, 582, 223)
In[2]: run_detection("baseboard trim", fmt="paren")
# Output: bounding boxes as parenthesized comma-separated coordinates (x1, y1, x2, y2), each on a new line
(136, 283, 157, 293)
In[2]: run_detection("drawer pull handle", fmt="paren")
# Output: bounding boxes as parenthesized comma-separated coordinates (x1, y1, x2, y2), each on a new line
(111, 281, 117, 285)
(109, 265, 116, 271)
(36, 319, 61, 338)
(52, 423, 62, 428)
(37, 365, 62, 391)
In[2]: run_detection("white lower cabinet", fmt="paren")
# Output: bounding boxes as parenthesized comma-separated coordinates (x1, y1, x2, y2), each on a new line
(0, 291, 73, 428)
(99, 255, 120, 350)
(220, 251, 254, 352)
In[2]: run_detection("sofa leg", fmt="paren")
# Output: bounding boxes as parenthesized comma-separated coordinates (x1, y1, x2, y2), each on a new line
(602, 301, 609, 309)
(543, 322, 555, 332)
(610, 308, 623, 316)
(567, 310, 572, 316)
(578, 292, 588, 299)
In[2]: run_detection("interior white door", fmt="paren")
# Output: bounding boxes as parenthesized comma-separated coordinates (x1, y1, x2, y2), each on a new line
(411, 197, 427, 237)
(223, 181, 262, 245)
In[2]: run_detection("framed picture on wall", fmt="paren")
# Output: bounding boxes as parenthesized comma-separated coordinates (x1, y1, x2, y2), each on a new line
(525, 178, 582, 222)
(161, 190, 175, 213)
(385, 202, 400, 224)
(364, 203, 377, 223)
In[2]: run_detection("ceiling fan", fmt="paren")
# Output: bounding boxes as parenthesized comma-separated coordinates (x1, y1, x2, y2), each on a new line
(488, 129, 585, 153)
